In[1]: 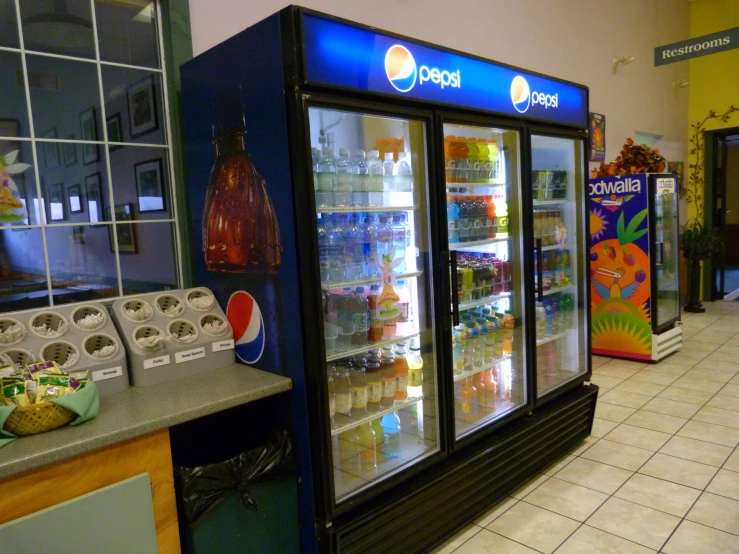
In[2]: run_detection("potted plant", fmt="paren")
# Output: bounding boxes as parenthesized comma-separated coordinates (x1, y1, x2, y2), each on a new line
(680, 220, 723, 313)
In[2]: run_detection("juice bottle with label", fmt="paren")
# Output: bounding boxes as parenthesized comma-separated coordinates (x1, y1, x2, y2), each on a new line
(495, 194, 508, 235)
(542, 252, 552, 290)
(466, 137, 480, 183)
(350, 357, 369, 418)
(367, 284, 383, 342)
(365, 357, 382, 413)
(480, 368, 497, 408)
(380, 346, 396, 407)
(487, 139, 500, 179)
(503, 311, 515, 356)
(460, 377, 478, 422)
(394, 342, 409, 401)
(333, 362, 352, 416)
(477, 138, 491, 183)
(357, 422, 377, 472)
(407, 340, 423, 398)
(339, 428, 361, 474)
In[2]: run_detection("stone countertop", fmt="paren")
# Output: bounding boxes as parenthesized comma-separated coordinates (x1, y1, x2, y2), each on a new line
(0, 364, 292, 480)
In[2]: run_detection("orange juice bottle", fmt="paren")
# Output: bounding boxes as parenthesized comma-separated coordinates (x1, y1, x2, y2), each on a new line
(503, 311, 515, 356)
(480, 369, 497, 410)
(460, 377, 478, 422)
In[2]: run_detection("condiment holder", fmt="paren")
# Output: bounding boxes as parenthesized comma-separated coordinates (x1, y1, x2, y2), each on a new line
(110, 287, 235, 387)
(0, 303, 129, 397)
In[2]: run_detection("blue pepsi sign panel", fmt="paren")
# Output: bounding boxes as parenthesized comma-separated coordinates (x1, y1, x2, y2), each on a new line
(302, 14, 588, 128)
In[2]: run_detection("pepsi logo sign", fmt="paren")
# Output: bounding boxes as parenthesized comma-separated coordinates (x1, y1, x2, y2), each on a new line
(385, 45, 417, 92)
(511, 75, 559, 113)
(227, 291, 265, 364)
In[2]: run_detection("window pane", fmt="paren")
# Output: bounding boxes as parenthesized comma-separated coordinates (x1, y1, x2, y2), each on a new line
(0, 227, 49, 312)
(19, 0, 95, 59)
(102, 66, 165, 144)
(109, 145, 171, 220)
(119, 222, 177, 294)
(95, 0, 160, 69)
(3, 140, 39, 226)
(26, 55, 102, 145)
(0, 51, 31, 138)
(0, 0, 20, 48)
(40, 145, 109, 224)
(46, 224, 119, 304)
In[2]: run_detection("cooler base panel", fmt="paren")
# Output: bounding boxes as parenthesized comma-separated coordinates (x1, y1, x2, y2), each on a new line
(327, 383, 598, 554)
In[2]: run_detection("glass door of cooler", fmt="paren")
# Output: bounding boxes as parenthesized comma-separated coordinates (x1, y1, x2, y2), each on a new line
(443, 124, 527, 440)
(308, 105, 440, 503)
(652, 175, 680, 333)
(530, 134, 588, 398)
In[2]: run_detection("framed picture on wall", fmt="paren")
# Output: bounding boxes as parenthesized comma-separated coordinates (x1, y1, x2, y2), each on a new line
(0, 119, 21, 160)
(85, 172, 104, 224)
(67, 184, 83, 214)
(64, 135, 77, 167)
(80, 107, 99, 165)
(47, 182, 65, 221)
(106, 113, 123, 150)
(134, 158, 165, 212)
(42, 128, 60, 169)
(107, 203, 137, 253)
(127, 75, 158, 138)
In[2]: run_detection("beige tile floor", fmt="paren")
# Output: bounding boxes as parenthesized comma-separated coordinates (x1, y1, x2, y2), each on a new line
(431, 301, 739, 553)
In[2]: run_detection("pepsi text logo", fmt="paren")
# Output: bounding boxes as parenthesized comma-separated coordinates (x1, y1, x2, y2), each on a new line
(589, 177, 642, 196)
(385, 44, 460, 92)
(510, 75, 559, 113)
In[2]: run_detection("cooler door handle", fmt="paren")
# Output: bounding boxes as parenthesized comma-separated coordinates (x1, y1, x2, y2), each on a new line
(450, 250, 460, 327)
(536, 238, 544, 303)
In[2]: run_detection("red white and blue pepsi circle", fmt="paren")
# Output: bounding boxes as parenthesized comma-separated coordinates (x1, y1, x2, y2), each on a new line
(385, 44, 417, 93)
(510, 75, 531, 113)
(227, 291, 265, 364)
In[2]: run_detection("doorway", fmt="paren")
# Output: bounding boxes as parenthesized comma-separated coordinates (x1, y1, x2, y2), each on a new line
(705, 127, 739, 300)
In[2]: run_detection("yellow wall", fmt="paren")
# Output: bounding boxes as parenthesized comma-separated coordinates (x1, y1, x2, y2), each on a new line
(688, 0, 739, 222)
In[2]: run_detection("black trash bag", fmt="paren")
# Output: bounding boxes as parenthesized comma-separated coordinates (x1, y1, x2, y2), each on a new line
(175, 430, 293, 527)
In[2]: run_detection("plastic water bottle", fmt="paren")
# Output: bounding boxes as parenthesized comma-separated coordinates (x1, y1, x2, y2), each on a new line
(335, 147, 353, 207)
(367, 150, 384, 206)
(383, 152, 396, 198)
(396, 152, 412, 192)
(561, 293, 574, 330)
(535, 301, 546, 339)
(344, 213, 363, 280)
(400, 213, 413, 272)
(544, 299, 554, 336)
(381, 411, 401, 458)
(316, 146, 335, 207)
(327, 213, 345, 281)
(551, 295, 562, 334)
(376, 214, 393, 265)
(352, 149, 369, 207)
(361, 215, 378, 278)
(317, 216, 329, 282)
(391, 214, 406, 274)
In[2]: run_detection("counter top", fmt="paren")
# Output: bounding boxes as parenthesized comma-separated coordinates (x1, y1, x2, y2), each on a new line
(0, 364, 292, 480)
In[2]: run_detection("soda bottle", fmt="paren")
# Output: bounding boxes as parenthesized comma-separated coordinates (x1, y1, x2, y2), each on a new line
(315, 146, 336, 208)
(361, 215, 379, 278)
(535, 301, 546, 339)
(367, 285, 383, 342)
(381, 411, 401, 457)
(494, 194, 508, 235)
(333, 362, 352, 416)
(327, 214, 345, 281)
(460, 377, 478, 422)
(352, 287, 368, 345)
(396, 152, 412, 192)
(383, 152, 396, 193)
(365, 356, 382, 412)
(447, 195, 460, 244)
(350, 358, 369, 418)
(376, 214, 393, 263)
(457, 195, 470, 243)
(503, 311, 515, 356)
(335, 147, 353, 207)
(344, 214, 363, 280)
(466, 137, 480, 183)
(339, 428, 361, 473)
(367, 150, 384, 206)
(380, 346, 396, 407)
(352, 149, 369, 207)
(327, 365, 335, 424)
(394, 341, 409, 401)
(391, 214, 407, 273)
(204, 88, 281, 272)
(544, 299, 553, 336)
(407, 340, 423, 398)
(357, 422, 377, 471)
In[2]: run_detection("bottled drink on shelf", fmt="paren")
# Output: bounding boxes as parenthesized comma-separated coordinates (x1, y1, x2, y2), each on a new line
(344, 214, 363, 280)
(542, 251, 552, 290)
(501, 259, 511, 292)
(317, 216, 329, 282)
(370, 417, 384, 445)
(476, 318, 488, 368)
(350, 357, 369, 418)
(400, 213, 414, 272)
(361, 215, 379, 278)
(560, 292, 574, 330)
(447, 195, 460, 244)
(337, 288, 355, 347)
(502, 311, 515, 356)
(484, 194, 496, 238)
(376, 214, 393, 265)
(454, 137, 469, 183)
(460, 377, 478, 422)
(352, 287, 369, 346)
(333, 362, 352, 416)
(394, 341, 409, 401)
(395, 279, 410, 330)
(407, 340, 423, 398)
(535, 301, 546, 340)
(391, 214, 407, 273)
(383, 152, 396, 193)
(452, 325, 465, 374)
(339, 427, 361, 474)
(457, 196, 470, 243)
(466, 138, 480, 183)
(396, 152, 412, 192)
(484, 315, 498, 362)
(327, 214, 345, 281)
(480, 369, 497, 411)
(477, 139, 491, 183)
(367, 150, 384, 206)
(444, 136, 455, 182)
(494, 194, 508, 235)
(544, 299, 553, 336)
(562, 249, 572, 285)
(316, 146, 336, 207)
(367, 284, 384, 342)
(488, 139, 499, 179)
(380, 346, 396, 407)
(335, 147, 353, 207)
(357, 422, 377, 471)
(464, 320, 477, 371)
(381, 411, 401, 457)
(352, 149, 369, 207)
(366, 353, 382, 412)
(551, 294, 562, 334)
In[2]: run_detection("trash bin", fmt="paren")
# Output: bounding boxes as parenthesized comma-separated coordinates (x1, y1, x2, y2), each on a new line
(175, 430, 299, 554)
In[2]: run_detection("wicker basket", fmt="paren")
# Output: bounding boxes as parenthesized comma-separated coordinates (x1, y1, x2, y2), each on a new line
(4, 402, 76, 436)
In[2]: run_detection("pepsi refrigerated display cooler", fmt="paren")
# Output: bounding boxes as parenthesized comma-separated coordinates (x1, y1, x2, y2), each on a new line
(181, 7, 597, 553)
(589, 173, 682, 362)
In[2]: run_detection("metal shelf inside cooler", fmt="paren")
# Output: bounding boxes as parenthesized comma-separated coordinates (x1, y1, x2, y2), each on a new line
(533, 199, 568, 206)
(326, 331, 420, 362)
(449, 236, 509, 251)
(316, 206, 415, 213)
(453, 354, 511, 382)
(330, 395, 423, 436)
(536, 328, 573, 346)
(542, 284, 572, 297)
(445, 181, 506, 189)
(321, 271, 423, 291)
(456, 292, 512, 312)
(541, 244, 563, 251)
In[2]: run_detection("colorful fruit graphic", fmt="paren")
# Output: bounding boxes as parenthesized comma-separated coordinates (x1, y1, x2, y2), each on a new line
(622, 248, 635, 266)
(635, 268, 646, 283)
(591, 309, 652, 358)
(590, 207, 609, 240)
(590, 252, 598, 262)
(604, 244, 616, 260)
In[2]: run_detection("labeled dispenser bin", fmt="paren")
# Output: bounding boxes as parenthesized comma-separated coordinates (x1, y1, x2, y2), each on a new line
(110, 288, 235, 387)
(0, 303, 129, 397)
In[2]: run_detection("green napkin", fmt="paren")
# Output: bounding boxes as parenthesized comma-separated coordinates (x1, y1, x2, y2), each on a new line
(0, 382, 100, 448)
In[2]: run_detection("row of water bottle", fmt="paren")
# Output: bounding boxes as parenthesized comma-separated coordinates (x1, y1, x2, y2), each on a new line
(318, 212, 414, 282)
(313, 147, 413, 208)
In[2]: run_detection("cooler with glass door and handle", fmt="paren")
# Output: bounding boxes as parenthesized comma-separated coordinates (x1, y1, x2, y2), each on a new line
(181, 7, 596, 553)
